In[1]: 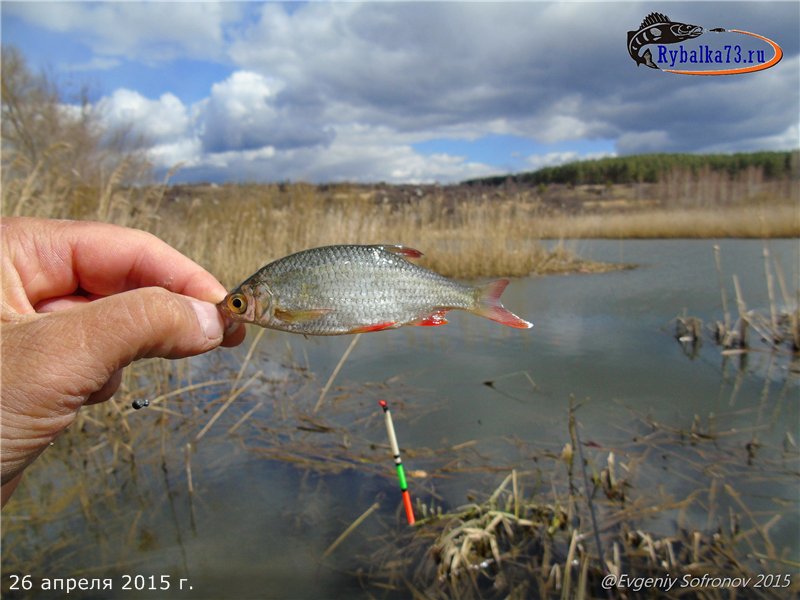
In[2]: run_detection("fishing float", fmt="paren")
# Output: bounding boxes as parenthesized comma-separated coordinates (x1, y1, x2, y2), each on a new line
(378, 400, 415, 525)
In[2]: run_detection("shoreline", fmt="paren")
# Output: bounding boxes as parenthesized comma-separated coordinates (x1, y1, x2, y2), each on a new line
(4, 180, 797, 282)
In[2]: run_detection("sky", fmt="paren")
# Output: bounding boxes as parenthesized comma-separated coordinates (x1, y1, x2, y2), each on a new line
(2, 1, 798, 184)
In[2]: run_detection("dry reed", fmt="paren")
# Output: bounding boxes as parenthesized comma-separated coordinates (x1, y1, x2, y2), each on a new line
(530, 204, 799, 240)
(4, 163, 795, 285)
(677, 245, 800, 356)
(359, 404, 799, 599)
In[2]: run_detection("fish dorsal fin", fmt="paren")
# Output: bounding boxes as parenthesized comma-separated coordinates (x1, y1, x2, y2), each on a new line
(640, 12, 671, 28)
(379, 245, 424, 259)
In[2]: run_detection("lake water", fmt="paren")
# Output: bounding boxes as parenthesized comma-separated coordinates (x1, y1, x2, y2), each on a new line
(3, 239, 798, 599)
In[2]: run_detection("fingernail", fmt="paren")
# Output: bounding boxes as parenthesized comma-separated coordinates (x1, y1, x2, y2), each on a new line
(190, 299, 224, 341)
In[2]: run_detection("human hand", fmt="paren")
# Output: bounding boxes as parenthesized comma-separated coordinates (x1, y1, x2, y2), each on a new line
(1, 217, 246, 506)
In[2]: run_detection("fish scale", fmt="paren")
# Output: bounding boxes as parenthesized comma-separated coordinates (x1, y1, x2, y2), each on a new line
(218, 244, 532, 335)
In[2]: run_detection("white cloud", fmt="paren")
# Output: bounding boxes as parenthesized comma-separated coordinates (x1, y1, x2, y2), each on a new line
(6, 2, 242, 62)
(525, 152, 582, 171)
(699, 123, 800, 155)
(95, 89, 190, 143)
(89, 70, 497, 183)
(148, 138, 203, 170)
(13, 1, 797, 183)
(166, 122, 495, 184)
(198, 70, 335, 154)
(300, 124, 497, 183)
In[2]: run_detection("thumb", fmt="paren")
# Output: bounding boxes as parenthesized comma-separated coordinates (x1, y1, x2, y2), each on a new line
(75, 286, 226, 365)
(10, 287, 224, 413)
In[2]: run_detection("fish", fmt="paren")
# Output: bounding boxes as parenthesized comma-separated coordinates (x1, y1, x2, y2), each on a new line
(218, 244, 532, 335)
(627, 12, 704, 69)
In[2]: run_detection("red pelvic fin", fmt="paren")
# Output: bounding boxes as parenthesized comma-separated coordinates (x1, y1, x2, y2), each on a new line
(381, 245, 424, 259)
(472, 280, 533, 329)
(350, 321, 397, 333)
(410, 310, 449, 327)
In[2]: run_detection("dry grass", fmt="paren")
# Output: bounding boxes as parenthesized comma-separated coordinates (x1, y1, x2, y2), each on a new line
(3, 159, 796, 284)
(150, 183, 797, 285)
(530, 203, 799, 240)
(359, 403, 800, 599)
(2, 177, 618, 283)
(152, 183, 598, 284)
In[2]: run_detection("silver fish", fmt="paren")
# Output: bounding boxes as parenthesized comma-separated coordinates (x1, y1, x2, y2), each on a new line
(218, 244, 532, 335)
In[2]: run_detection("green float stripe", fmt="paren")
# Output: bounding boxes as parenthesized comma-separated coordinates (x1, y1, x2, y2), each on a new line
(396, 464, 408, 491)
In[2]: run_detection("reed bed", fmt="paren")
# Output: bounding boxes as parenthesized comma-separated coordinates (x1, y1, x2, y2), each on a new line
(6, 168, 796, 286)
(530, 204, 800, 240)
(231, 380, 798, 599)
(354, 403, 799, 599)
(151, 183, 614, 284)
(2, 173, 614, 282)
(126, 183, 798, 284)
(674, 244, 800, 362)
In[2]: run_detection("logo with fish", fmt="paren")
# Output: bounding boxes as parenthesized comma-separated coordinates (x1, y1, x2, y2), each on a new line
(627, 12, 782, 75)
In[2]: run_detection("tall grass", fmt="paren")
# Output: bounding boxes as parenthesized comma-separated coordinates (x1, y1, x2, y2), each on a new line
(149, 180, 798, 285)
(4, 174, 797, 285)
(154, 184, 582, 285)
(530, 203, 800, 240)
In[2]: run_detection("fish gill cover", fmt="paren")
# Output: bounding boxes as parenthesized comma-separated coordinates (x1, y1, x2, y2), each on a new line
(627, 11, 782, 75)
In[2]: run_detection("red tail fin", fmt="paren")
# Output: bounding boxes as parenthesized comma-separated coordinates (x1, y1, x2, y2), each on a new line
(472, 279, 532, 329)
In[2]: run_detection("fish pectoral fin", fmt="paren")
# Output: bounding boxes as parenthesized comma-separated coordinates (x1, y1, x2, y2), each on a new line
(350, 321, 398, 333)
(410, 309, 450, 327)
(380, 245, 424, 259)
(274, 308, 332, 323)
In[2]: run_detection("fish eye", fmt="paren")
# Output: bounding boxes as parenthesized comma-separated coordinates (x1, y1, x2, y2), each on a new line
(227, 293, 248, 314)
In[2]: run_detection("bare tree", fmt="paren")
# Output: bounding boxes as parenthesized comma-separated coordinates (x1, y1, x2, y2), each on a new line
(2, 45, 151, 217)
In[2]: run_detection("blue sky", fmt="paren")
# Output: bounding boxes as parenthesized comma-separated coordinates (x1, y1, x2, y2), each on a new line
(2, 1, 798, 184)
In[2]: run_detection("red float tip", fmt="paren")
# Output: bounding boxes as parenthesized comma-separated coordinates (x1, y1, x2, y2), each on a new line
(401, 490, 415, 525)
(378, 400, 388, 410)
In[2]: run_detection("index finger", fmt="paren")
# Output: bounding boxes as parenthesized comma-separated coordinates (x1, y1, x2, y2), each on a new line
(2, 218, 227, 311)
